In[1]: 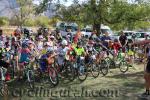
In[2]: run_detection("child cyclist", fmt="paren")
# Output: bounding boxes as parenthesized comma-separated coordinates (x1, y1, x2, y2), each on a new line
(18, 42, 31, 80)
(111, 39, 121, 57)
(127, 43, 134, 66)
(40, 48, 56, 73)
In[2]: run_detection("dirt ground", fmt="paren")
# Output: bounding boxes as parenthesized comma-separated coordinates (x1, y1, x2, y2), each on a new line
(0, 63, 147, 100)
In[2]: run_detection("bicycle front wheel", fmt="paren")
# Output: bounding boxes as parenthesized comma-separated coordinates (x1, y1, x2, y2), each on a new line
(100, 60, 109, 76)
(77, 64, 88, 82)
(119, 61, 129, 73)
(27, 70, 35, 89)
(91, 62, 100, 78)
(48, 67, 59, 86)
(0, 82, 9, 97)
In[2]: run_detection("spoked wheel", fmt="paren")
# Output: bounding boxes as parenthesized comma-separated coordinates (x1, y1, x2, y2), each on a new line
(0, 82, 9, 97)
(48, 67, 59, 86)
(77, 64, 88, 82)
(100, 60, 109, 76)
(119, 60, 129, 73)
(90, 63, 100, 78)
(105, 57, 115, 69)
(27, 70, 35, 89)
(65, 62, 75, 81)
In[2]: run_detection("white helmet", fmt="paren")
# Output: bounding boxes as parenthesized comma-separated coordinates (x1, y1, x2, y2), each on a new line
(44, 42, 50, 46)
(61, 40, 68, 46)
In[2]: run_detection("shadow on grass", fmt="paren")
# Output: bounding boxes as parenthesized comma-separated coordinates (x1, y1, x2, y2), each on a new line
(106, 71, 143, 79)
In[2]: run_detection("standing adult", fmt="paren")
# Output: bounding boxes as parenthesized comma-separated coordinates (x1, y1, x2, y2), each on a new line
(101, 32, 111, 55)
(143, 44, 150, 96)
(119, 31, 128, 53)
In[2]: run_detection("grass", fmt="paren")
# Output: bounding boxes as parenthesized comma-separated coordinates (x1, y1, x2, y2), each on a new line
(0, 64, 146, 100)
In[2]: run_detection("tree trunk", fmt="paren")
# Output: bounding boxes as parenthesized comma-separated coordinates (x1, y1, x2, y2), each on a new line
(93, 23, 100, 36)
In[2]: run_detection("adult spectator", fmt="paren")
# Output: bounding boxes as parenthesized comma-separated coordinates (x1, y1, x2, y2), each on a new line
(119, 31, 128, 53)
(101, 32, 111, 55)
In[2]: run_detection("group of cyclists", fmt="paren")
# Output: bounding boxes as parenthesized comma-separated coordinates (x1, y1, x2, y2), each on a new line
(1, 27, 150, 95)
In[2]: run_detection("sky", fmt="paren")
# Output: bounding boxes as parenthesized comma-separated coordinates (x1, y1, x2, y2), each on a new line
(33, 0, 134, 6)
(33, 0, 86, 6)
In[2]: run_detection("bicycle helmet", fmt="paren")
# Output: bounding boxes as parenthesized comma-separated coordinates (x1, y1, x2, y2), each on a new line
(77, 42, 82, 46)
(114, 39, 118, 42)
(22, 42, 28, 48)
(47, 47, 54, 55)
(44, 42, 50, 46)
(61, 39, 68, 46)
(38, 35, 43, 39)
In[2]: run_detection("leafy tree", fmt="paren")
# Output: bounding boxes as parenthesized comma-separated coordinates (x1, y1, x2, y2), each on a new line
(37, 0, 150, 31)
(12, 0, 34, 27)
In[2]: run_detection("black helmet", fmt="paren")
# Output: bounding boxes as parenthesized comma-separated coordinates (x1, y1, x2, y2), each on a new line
(114, 39, 118, 42)
(77, 42, 82, 46)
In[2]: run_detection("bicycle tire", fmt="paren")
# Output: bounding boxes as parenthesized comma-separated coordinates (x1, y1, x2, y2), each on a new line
(90, 62, 100, 78)
(48, 67, 59, 86)
(77, 63, 88, 82)
(27, 70, 35, 89)
(119, 60, 129, 73)
(100, 59, 109, 76)
(105, 57, 116, 69)
(65, 62, 76, 81)
(0, 82, 9, 97)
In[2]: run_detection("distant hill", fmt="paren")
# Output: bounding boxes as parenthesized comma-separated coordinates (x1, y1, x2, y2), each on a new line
(0, 0, 18, 18)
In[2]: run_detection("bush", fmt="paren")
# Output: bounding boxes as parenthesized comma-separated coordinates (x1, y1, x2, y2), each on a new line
(35, 16, 50, 27)
(24, 18, 35, 26)
(0, 17, 9, 26)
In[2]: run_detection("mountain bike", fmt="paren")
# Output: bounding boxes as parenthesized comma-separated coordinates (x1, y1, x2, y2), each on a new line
(105, 49, 129, 73)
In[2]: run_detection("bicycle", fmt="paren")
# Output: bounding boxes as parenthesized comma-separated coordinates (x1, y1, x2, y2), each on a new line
(95, 45, 109, 76)
(0, 67, 9, 96)
(55, 54, 76, 82)
(22, 62, 35, 89)
(105, 49, 129, 73)
(36, 57, 59, 87)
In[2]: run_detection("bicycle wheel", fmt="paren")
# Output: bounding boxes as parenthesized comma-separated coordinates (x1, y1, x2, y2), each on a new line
(105, 57, 115, 69)
(100, 60, 109, 76)
(77, 63, 88, 82)
(27, 70, 35, 89)
(0, 82, 9, 97)
(119, 60, 129, 73)
(65, 62, 76, 81)
(90, 62, 100, 78)
(48, 67, 59, 86)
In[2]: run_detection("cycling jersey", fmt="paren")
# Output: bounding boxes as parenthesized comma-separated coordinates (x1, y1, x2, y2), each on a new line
(19, 48, 31, 63)
(41, 49, 47, 55)
(74, 47, 85, 56)
(40, 54, 48, 72)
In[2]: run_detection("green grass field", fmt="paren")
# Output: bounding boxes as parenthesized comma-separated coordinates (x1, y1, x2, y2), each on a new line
(0, 64, 146, 100)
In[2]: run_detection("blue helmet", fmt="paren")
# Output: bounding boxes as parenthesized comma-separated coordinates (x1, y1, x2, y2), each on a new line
(22, 42, 28, 48)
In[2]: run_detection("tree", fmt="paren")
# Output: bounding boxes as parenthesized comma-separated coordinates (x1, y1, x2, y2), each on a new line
(38, 0, 150, 31)
(12, 0, 34, 27)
